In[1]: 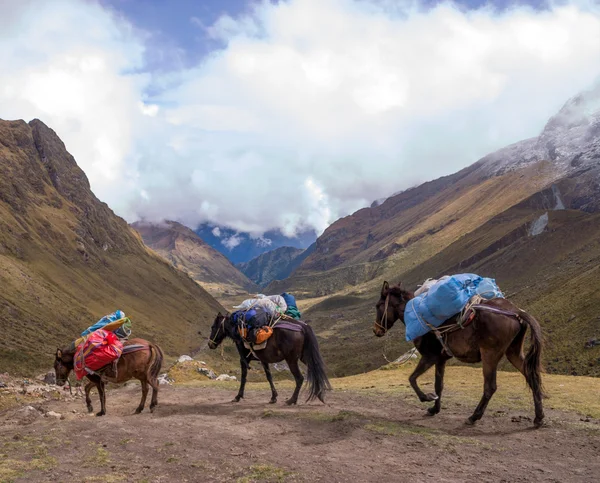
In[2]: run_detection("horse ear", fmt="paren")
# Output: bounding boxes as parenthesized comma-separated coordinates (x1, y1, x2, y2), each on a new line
(398, 281, 404, 290)
(381, 281, 390, 298)
(217, 311, 222, 317)
(56, 348, 62, 360)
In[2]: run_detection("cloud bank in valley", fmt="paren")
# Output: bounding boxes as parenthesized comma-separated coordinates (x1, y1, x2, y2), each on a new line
(1, 0, 600, 236)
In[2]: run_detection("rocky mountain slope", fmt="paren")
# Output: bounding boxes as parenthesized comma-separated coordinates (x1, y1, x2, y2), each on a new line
(271, 87, 600, 377)
(0, 119, 224, 374)
(238, 244, 314, 287)
(132, 221, 256, 296)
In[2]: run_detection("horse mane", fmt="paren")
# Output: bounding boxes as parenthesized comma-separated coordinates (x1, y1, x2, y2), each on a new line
(388, 285, 414, 300)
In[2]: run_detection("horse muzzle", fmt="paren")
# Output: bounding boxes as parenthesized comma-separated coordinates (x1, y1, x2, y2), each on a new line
(207, 341, 217, 350)
(373, 324, 386, 337)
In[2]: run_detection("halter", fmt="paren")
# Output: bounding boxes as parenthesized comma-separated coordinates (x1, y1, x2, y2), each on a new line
(208, 314, 228, 346)
(374, 294, 391, 333)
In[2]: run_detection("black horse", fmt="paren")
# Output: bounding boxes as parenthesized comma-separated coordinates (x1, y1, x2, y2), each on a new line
(206, 312, 331, 405)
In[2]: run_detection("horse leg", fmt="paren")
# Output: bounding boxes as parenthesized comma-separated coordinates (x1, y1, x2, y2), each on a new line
(84, 382, 95, 413)
(96, 382, 107, 417)
(408, 356, 438, 402)
(148, 378, 159, 413)
(427, 358, 448, 416)
(506, 333, 545, 427)
(466, 350, 502, 425)
(233, 359, 249, 402)
(262, 362, 278, 404)
(135, 380, 148, 414)
(285, 358, 304, 406)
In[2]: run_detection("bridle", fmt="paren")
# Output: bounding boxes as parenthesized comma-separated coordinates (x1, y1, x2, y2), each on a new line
(209, 314, 228, 346)
(374, 294, 391, 333)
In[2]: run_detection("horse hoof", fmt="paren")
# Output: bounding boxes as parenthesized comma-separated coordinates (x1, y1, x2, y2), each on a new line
(534, 418, 545, 429)
(419, 393, 438, 402)
(285, 400, 297, 406)
(232, 397, 242, 403)
(96, 411, 105, 417)
(269, 399, 277, 404)
(465, 417, 476, 426)
(87, 407, 94, 414)
(135, 408, 143, 414)
(427, 407, 439, 416)
(150, 406, 156, 413)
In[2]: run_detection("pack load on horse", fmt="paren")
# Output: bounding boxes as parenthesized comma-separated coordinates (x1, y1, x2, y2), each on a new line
(281, 292, 302, 320)
(206, 291, 329, 405)
(229, 292, 303, 348)
(81, 309, 132, 339)
(403, 273, 504, 342)
(373, 274, 545, 428)
(54, 310, 163, 416)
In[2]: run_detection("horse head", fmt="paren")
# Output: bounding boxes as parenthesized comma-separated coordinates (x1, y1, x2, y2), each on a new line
(208, 312, 229, 349)
(54, 348, 74, 386)
(373, 280, 411, 337)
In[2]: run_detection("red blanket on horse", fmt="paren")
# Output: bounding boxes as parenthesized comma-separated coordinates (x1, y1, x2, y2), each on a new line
(74, 329, 123, 380)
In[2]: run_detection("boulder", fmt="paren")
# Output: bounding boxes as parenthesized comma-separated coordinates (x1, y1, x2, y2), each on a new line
(43, 372, 56, 385)
(178, 355, 193, 363)
(198, 368, 217, 379)
(216, 374, 237, 382)
(158, 373, 173, 385)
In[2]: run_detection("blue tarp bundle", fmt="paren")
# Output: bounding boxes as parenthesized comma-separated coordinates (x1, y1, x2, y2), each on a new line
(404, 274, 504, 341)
(81, 310, 129, 337)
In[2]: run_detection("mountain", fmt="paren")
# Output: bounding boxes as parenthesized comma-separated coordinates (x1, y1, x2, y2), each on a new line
(270, 87, 600, 377)
(195, 224, 316, 264)
(238, 243, 314, 287)
(132, 220, 256, 295)
(0, 119, 224, 374)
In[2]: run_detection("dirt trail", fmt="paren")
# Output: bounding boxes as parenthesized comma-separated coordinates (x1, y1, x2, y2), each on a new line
(1, 382, 599, 482)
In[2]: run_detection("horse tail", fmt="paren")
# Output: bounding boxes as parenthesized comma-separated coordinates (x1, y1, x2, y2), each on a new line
(518, 310, 546, 399)
(148, 343, 164, 382)
(301, 324, 332, 403)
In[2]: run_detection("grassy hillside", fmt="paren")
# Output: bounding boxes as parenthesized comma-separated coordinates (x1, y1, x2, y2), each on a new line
(300, 175, 600, 377)
(0, 119, 225, 374)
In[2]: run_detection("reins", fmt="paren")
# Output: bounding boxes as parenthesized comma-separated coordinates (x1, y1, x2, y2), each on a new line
(375, 294, 412, 364)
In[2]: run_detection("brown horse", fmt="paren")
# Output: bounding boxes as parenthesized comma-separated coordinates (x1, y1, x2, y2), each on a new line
(54, 338, 164, 416)
(208, 313, 331, 405)
(373, 281, 545, 427)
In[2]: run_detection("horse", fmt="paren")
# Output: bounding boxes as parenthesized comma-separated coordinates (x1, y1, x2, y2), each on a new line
(373, 281, 545, 428)
(54, 338, 164, 416)
(207, 312, 331, 405)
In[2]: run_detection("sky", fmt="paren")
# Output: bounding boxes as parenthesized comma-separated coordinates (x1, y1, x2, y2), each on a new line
(1, 0, 600, 239)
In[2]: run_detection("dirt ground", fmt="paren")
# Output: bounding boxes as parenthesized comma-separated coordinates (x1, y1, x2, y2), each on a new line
(1, 378, 599, 483)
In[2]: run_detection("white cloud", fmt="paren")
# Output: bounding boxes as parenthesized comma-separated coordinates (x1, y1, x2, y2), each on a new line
(212, 226, 222, 237)
(222, 234, 242, 250)
(1, 0, 600, 236)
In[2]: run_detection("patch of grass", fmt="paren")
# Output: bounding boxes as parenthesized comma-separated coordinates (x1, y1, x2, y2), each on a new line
(119, 438, 133, 446)
(237, 464, 294, 483)
(84, 475, 126, 482)
(364, 422, 487, 448)
(84, 445, 110, 468)
(333, 365, 600, 419)
(166, 456, 179, 463)
(0, 452, 57, 482)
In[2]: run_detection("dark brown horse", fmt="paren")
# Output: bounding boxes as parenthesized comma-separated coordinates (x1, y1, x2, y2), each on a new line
(373, 281, 545, 427)
(54, 338, 164, 416)
(207, 313, 331, 405)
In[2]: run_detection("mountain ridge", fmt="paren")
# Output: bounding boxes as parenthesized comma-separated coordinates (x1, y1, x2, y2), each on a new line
(0, 118, 224, 374)
(132, 220, 257, 295)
